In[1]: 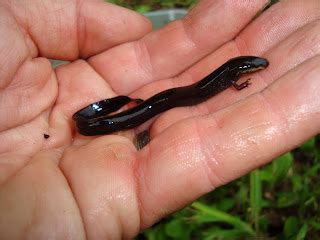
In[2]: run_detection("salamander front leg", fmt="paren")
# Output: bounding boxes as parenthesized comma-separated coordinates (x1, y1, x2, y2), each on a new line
(232, 78, 251, 90)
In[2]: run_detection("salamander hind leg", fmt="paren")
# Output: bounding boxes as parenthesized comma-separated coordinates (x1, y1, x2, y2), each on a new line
(134, 98, 144, 104)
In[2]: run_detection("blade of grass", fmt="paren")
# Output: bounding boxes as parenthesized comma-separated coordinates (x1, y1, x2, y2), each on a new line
(250, 169, 262, 233)
(271, 152, 293, 185)
(296, 223, 308, 240)
(203, 228, 251, 240)
(192, 202, 254, 236)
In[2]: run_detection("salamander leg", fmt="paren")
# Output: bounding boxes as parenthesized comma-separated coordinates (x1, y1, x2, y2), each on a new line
(134, 130, 150, 150)
(134, 98, 144, 104)
(232, 78, 251, 90)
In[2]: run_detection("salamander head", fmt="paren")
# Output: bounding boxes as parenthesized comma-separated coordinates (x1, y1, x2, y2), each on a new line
(228, 56, 269, 75)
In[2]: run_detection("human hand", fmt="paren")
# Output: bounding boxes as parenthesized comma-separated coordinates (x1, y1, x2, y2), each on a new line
(0, 0, 319, 239)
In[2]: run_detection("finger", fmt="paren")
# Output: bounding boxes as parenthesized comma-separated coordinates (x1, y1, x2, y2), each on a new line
(1, 0, 150, 86)
(236, 0, 320, 54)
(136, 56, 320, 228)
(5, 0, 151, 59)
(60, 136, 140, 239)
(0, 151, 85, 239)
(0, 113, 49, 156)
(0, 4, 58, 132)
(0, 57, 57, 132)
(89, 0, 269, 94)
(141, 0, 320, 134)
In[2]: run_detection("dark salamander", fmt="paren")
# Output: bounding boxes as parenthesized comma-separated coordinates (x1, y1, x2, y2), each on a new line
(73, 56, 269, 136)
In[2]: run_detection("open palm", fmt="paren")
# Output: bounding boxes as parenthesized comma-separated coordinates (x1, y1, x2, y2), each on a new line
(0, 0, 319, 239)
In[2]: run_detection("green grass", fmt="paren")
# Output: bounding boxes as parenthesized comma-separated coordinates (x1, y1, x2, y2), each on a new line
(107, 1, 320, 239)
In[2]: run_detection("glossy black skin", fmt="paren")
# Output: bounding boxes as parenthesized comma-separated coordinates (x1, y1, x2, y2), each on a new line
(73, 56, 269, 136)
